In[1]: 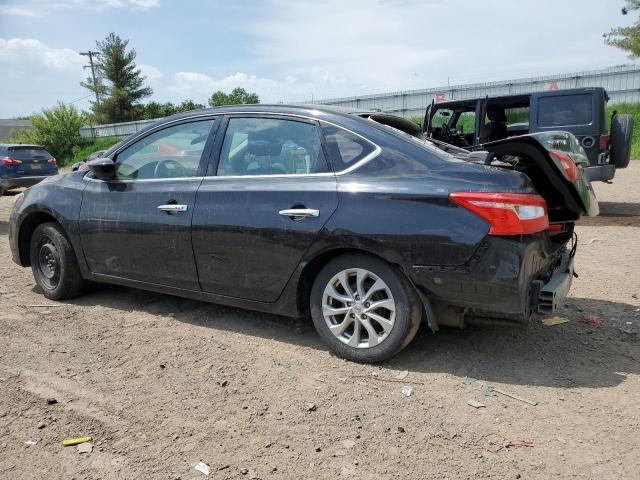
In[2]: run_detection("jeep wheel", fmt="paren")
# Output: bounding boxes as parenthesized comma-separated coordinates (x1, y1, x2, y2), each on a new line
(610, 114, 634, 169)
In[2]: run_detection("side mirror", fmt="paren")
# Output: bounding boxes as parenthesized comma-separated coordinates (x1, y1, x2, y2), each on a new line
(87, 157, 116, 180)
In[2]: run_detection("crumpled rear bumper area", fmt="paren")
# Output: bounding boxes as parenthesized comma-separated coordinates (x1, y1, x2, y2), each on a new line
(409, 233, 571, 324)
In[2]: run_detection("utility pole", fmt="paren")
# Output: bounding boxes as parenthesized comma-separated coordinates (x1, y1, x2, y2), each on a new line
(80, 51, 100, 105)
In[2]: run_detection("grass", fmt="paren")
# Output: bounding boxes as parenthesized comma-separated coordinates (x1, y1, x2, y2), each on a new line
(66, 136, 121, 166)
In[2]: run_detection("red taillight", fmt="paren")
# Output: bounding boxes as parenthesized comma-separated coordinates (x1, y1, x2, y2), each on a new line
(48, 158, 57, 164)
(549, 150, 579, 182)
(1, 157, 22, 166)
(449, 192, 549, 236)
(599, 135, 609, 151)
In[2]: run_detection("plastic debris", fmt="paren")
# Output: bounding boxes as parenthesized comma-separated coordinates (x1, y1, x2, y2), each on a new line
(24, 439, 38, 445)
(394, 370, 409, 380)
(493, 387, 538, 406)
(542, 316, 570, 326)
(467, 399, 486, 409)
(62, 437, 92, 446)
(76, 442, 93, 454)
(401, 385, 414, 397)
(476, 433, 533, 453)
(580, 313, 602, 327)
(195, 462, 211, 476)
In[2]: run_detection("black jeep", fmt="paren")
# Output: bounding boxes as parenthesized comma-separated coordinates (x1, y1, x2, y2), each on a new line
(423, 87, 633, 182)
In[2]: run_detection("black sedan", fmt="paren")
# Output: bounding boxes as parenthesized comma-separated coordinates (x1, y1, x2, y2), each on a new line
(9, 105, 598, 362)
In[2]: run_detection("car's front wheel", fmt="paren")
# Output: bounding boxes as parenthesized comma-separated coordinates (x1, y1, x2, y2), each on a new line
(30, 222, 85, 300)
(310, 254, 422, 363)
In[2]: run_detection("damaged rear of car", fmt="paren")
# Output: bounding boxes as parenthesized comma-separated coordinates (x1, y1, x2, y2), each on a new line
(359, 112, 597, 328)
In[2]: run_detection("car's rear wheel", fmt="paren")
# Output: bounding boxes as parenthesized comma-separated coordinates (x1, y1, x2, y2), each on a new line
(310, 254, 422, 363)
(30, 223, 85, 300)
(610, 114, 634, 169)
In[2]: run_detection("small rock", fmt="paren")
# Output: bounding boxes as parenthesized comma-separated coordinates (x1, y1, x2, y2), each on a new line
(46, 398, 58, 405)
(217, 379, 228, 387)
(159, 364, 166, 369)
(240, 467, 249, 475)
(306, 403, 317, 412)
(76, 442, 93, 454)
(467, 400, 486, 409)
(37, 422, 46, 429)
(315, 446, 322, 452)
(516, 475, 521, 479)
(341, 439, 356, 449)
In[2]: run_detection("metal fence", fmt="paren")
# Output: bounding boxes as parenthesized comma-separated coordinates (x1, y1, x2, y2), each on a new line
(80, 64, 640, 138)
(317, 64, 640, 119)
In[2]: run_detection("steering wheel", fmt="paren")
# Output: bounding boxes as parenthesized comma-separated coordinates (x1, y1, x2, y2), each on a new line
(440, 123, 454, 143)
(154, 159, 184, 178)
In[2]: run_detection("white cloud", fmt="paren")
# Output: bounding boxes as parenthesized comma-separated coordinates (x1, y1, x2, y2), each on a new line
(0, 0, 160, 16)
(167, 71, 331, 104)
(0, 38, 84, 70)
(138, 64, 162, 82)
(0, 5, 37, 16)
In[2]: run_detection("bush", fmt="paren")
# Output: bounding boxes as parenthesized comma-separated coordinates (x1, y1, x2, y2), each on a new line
(10, 103, 86, 161)
(69, 137, 122, 165)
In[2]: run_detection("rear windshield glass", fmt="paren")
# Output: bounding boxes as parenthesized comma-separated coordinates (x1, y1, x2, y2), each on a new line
(538, 94, 592, 127)
(8, 147, 52, 160)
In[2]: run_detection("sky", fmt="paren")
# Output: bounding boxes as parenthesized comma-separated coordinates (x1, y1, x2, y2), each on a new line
(0, 0, 635, 118)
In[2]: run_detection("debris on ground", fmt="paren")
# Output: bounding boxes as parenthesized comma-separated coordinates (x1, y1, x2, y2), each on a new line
(76, 442, 93, 454)
(585, 238, 601, 245)
(401, 385, 414, 397)
(476, 433, 534, 453)
(62, 436, 92, 446)
(37, 422, 46, 429)
(24, 439, 38, 445)
(542, 316, 571, 326)
(46, 398, 57, 405)
(306, 403, 317, 412)
(195, 462, 211, 476)
(217, 379, 228, 387)
(580, 313, 602, 327)
(493, 387, 538, 406)
(467, 399, 486, 409)
(394, 370, 409, 380)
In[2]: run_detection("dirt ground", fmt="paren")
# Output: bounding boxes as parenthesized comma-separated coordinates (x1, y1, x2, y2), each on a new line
(0, 164, 639, 480)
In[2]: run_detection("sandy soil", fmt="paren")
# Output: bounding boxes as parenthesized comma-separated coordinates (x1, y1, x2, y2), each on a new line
(0, 164, 639, 480)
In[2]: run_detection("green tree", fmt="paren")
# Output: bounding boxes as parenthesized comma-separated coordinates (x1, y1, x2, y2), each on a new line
(82, 33, 152, 123)
(605, 1, 640, 57)
(9, 103, 86, 160)
(208, 87, 259, 107)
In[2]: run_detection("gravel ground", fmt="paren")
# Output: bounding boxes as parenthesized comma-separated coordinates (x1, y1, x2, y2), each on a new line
(0, 164, 639, 479)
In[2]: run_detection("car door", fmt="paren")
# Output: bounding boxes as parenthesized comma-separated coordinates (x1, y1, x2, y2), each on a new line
(191, 114, 339, 303)
(79, 117, 219, 289)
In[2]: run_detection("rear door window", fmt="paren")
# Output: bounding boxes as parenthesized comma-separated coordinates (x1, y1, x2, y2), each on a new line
(217, 117, 328, 176)
(538, 94, 592, 127)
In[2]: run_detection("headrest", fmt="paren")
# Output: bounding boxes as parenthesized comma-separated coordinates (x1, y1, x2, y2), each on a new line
(248, 131, 282, 156)
(487, 106, 506, 122)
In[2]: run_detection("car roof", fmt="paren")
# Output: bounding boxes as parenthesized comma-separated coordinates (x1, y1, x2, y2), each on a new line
(0, 144, 46, 148)
(435, 87, 606, 108)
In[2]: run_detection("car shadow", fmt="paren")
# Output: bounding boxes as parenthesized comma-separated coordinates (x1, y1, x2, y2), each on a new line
(55, 283, 639, 390)
(579, 201, 640, 227)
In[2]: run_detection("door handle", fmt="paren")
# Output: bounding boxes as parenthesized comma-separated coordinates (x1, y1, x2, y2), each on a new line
(278, 208, 319, 219)
(157, 204, 188, 213)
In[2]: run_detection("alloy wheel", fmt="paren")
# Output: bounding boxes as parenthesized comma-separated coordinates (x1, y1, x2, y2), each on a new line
(322, 268, 396, 348)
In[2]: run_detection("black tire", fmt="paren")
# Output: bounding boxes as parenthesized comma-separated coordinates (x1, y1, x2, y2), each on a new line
(310, 253, 422, 363)
(610, 114, 634, 169)
(29, 222, 85, 300)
